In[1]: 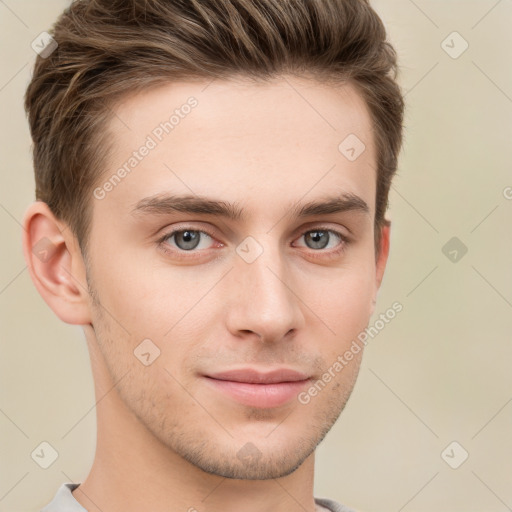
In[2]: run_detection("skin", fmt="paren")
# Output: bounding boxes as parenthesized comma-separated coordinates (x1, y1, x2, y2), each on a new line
(22, 75, 390, 512)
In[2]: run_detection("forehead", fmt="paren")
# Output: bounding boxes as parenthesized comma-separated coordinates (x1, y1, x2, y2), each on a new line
(95, 75, 377, 223)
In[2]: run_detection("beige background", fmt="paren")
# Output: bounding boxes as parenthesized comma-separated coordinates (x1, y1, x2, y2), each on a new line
(1, 1, 511, 511)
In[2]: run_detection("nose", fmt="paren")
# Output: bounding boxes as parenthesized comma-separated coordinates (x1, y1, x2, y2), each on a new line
(225, 237, 306, 343)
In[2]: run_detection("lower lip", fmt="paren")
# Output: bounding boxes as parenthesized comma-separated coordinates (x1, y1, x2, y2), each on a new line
(203, 377, 310, 408)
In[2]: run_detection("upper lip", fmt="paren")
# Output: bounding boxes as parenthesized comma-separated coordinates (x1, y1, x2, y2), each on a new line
(205, 368, 311, 384)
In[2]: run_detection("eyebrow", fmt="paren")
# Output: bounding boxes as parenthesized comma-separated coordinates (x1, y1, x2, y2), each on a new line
(130, 192, 370, 221)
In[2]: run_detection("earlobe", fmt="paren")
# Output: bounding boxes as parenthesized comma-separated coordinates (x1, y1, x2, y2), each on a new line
(21, 201, 92, 325)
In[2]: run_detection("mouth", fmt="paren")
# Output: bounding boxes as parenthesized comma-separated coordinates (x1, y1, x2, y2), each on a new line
(202, 367, 312, 408)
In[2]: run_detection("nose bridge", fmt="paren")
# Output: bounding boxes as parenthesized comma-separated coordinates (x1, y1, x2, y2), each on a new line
(227, 234, 304, 340)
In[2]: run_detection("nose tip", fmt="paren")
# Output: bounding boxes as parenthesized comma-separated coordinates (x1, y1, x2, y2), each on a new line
(225, 245, 305, 343)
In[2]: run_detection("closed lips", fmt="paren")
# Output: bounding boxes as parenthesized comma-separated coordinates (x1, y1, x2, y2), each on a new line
(204, 368, 311, 384)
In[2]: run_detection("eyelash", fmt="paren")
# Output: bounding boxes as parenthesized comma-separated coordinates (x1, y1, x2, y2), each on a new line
(156, 225, 350, 261)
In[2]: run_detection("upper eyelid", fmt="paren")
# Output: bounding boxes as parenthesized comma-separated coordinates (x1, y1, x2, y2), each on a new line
(158, 219, 350, 235)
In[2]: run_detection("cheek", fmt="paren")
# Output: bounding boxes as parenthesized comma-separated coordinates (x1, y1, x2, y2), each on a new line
(90, 251, 173, 329)
(90, 225, 376, 341)
(306, 264, 375, 333)
(89, 254, 214, 373)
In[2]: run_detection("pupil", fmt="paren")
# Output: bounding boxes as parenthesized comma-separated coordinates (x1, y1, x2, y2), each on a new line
(308, 230, 328, 249)
(177, 230, 200, 250)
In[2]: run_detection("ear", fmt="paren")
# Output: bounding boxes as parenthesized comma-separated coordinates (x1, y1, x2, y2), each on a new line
(370, 221, 391, 316)
(21, 201, 92, 325)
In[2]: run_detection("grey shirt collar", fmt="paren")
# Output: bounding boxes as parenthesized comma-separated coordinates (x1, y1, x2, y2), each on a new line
(40, 483, 356, 512)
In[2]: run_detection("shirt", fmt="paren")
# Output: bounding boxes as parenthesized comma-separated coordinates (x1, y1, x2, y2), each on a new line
(40, 483, 357, 512)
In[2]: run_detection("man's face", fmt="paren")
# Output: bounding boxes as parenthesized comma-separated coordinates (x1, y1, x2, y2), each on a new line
(84, 76, 384, 479)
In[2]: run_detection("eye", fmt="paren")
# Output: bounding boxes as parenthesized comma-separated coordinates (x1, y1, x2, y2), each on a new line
(303, 230, 340, 250)
(159, 228, 216, 252)
(156, 225, 349, 260)
(295, 228, 347, 251)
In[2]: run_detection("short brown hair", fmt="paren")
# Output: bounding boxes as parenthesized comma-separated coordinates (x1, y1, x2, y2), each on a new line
(25, 0, 405, 258)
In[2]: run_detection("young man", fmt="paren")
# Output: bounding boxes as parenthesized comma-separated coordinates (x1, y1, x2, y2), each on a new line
(23, 1, 404, 511)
